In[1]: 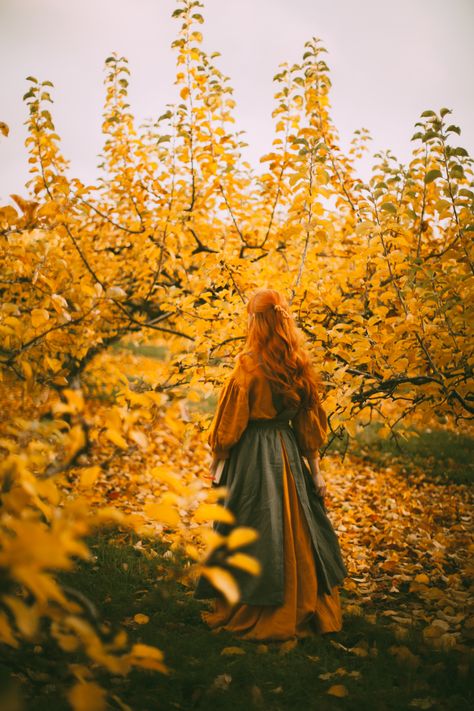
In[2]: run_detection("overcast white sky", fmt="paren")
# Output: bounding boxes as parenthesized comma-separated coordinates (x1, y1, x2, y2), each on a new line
(1, 0, 473, 202)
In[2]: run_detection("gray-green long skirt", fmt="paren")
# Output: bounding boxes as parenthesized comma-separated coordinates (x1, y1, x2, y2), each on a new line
(193, 415, 348, 606)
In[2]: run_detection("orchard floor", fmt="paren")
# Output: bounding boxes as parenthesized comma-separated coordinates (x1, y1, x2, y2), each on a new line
(1, 428, 473, 711)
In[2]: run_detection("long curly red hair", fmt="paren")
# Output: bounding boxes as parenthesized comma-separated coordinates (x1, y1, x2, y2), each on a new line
(239, 288, 323, 410)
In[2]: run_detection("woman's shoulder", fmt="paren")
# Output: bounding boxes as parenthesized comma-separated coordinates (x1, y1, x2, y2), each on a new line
(236, 350, 261, 371)
(232, 350, 261, 384)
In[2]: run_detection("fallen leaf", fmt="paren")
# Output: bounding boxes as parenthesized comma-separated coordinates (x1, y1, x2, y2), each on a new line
(327, 684, 349, 697)
(221, 646, 246, 656)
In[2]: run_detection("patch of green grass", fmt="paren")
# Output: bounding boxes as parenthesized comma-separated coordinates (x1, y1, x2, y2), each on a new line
(329, 423, 474, 484)
(2, 530, 472, 711)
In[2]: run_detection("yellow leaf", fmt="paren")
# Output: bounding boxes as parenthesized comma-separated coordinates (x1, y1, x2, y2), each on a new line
(129, 429, 149, 449)
(105, 428, 128, 449)
(150, 466, 187, 495)
(193, 503, 235, 524)
(80, 466, 102, 487)
(227, 526, 259, 550)
(68, 682, 106, 711)
(67, 425, 86, 460)
(0, 611, 18, 647)
(133, 613, 150, 625)
(327, 684, 349, 697)
(221, 646, 246, 656)
(201, 566, 240, 605)
(21, 360, 33, 379)
(144, 502, 181, 527)
(4, 596, 39, 638)
(31, 308, 50, 328)
(128, 643, 168, 674)
(226, 552, 261, 576)
(415, 573, 430, 584)
(37, 201, 60, 217)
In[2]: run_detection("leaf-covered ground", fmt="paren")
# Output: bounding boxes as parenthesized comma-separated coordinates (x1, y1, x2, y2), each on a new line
(1, 432, 472, 711)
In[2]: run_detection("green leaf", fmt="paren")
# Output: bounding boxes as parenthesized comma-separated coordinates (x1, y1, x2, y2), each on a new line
(440, 107, 452, 118)
(420, 110, 436, 117)
(424, 169, 442, 184)
(380, 202, 397, 214)
(446, 125, 461, 135)
(450, 165, 464, 179)
(410, 132, 423, 141)
(25, 76, 38, 83)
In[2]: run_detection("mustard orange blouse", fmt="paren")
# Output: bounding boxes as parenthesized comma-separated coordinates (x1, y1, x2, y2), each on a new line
(208, 352, 328, 460)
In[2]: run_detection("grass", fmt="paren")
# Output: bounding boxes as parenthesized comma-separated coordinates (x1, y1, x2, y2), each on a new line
(1, 429, 473, 710)
(329, 422, 474, 485)
(1, 526, 472, 711)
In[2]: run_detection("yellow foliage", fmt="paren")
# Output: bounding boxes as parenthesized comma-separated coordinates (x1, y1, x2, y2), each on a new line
(226, 552, 262, 576)
(193, 503, 235, 524)
(226, 526, 260, 550)
(68, 682, 107, 711)
(144, 502, 181, 527)
(200, 566, 240, 605)
(0, 0, 472, 702)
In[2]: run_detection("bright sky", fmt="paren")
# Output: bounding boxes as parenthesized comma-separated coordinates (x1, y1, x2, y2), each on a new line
(1, 0, 473, 202)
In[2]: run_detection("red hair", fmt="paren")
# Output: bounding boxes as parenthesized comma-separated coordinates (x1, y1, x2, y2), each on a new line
(239, 288, 323, 410)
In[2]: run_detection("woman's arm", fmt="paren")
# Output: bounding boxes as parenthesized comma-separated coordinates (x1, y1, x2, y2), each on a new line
(209, 453, 224, 480)
(305, 452, 327, 498)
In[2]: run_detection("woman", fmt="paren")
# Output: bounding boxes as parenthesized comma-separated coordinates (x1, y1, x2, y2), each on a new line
(193, 288, 348, 641)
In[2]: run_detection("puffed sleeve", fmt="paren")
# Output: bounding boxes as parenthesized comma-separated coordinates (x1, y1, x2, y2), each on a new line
(292, 394, 328, 458)
(208, 372, 250, 459)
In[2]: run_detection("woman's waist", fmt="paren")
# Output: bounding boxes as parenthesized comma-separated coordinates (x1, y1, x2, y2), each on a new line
(246, 417, 293, 430)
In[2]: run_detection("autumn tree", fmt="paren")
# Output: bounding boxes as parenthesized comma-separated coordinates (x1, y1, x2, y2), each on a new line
(0, 0, 473, 704)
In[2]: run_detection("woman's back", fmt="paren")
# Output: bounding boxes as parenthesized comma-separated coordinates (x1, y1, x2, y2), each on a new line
(209, 349, 329, 461)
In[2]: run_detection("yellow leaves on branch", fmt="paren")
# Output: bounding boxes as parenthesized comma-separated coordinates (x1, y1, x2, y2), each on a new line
(226, 526, 259, 550)
(144, 502, 181, 527)
(192, 503, 235, 524)
(201, 566, 240, 605)
(68, 682, 107, 711)
(226, 552, 261, 576)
